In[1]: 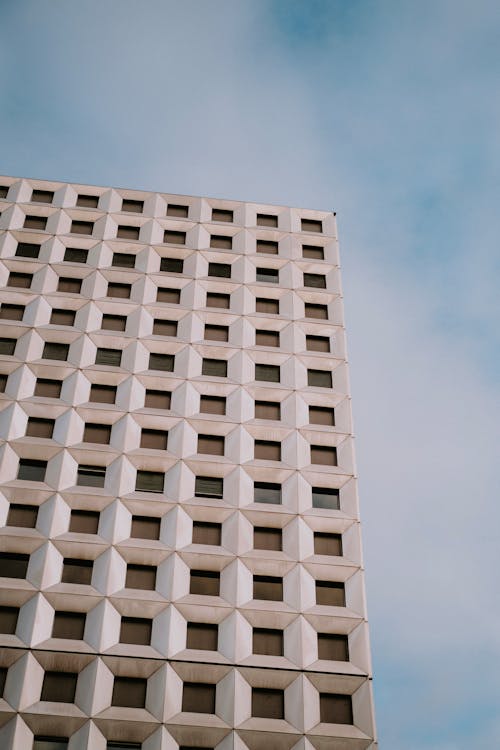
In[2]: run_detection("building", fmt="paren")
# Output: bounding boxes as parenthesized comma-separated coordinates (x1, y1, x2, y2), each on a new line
(0, 175, 377, 750)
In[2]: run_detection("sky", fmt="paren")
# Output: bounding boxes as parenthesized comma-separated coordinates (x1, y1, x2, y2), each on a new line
(1, 1, 499, 747)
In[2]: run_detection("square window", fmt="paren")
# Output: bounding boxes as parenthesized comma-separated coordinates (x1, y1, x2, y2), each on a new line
(316, 580, 345, 606)
(312, 487, 339, 510)
(256, 239, 279, 254)
(256, 213, 278, 228)
(0, 552, 29, 578)
(76, 194, 99, 208)
(145, 389, 171, 409)
(6, 503, 38, 528)
(152, 319, 177, 336)
(57, 277, 82, 293)
(69, 510, 100, 534)
(319, 693, 353, 724)
(8, 272, 32, 288)
(32, 189, 54, 204)
(0, 304, 24, 320)
(256, 297, 279, 314)
(309, 406, 335, 425)
(308, 369, 332, 388)
(318, 633, 349, 661)
(120, 617, 152, 645)
(0, 338, 16, 355)
(140, 428, 168, 450)
(212, 208, 233, 222)
(256, 267, 279, 284)
(112, 252, 135, 268)
(166, 203, 188, 218)
(253, 628, 283, 656)
(64, 247, 88, 263)
(206, 292, 230, 309)
(204, 324, 228, 342)
(202, 358, 227, 377)
(116, 225, 140, 240)
(112, 676, 147, 708)
(41, 671, 77, 702)
(254, 526, 282, 551)
(190, 570, 220, 596)
(71, 220, 93, 235)
(0, 185, 9, 199)
(254, 482, 281, 505)
(26, 417, 54, 438)
(208, 262, 231, 278)
(195, 476, 223, 498)
(255, 400, 280, 420)
(18, 459, 47, 482)
(24, 215, 47, 230)
(210, 234, 232, 249)
(121, 198, 144, 213)
(253, 575, 283, 601)
(35, 378, 61, 398)
(83, 423, 111, 444)
(135, 470, 164, 493)
(255, 329, 279, 347)
(52, 611, 86, 640)
(305, 303, 328, 320)
(311, 445, 337, 466)
(102, 314, 127, 331)
(42, 342, 69, 361)
(160, 257, 184, 273)
(157, 287, 181, 304)
(302, 218, 323, 233)
(50, 309, 76, 326)
(131, 515, 161, 540)
(255, 363, 280, 382)
(198, 434, 225, 456)
(304, 272, 326, 289)
(200, 395, 226, 415)
(95, 348, 122, 366)
(89, 383, 116, 403)
(16, 241, 41, 258)
(62, 558, 93, 585)
(0, 606, 19, 634)
(192, 521, 222, 546)
(164, 229, 186, 245)
(182, 682, 216, 713)
(149, 352, 174, 372)
(186, 622, 218, 651)
(107, 282, 131, 299)
(252, 688, 284, 718)
(76, 464, 106, 487)
(125, 564, 157, 590)
(255, 440, 281, 461)
(306, 335, 330, 352)
(314, 532, 342, 556)
(302, 244, 324, 260)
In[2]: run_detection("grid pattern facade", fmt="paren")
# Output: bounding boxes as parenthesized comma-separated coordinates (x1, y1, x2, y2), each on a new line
(0, 176, 377, 750)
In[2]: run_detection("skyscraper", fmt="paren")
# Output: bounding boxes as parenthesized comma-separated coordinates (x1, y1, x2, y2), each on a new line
(0, 175, 377, 750)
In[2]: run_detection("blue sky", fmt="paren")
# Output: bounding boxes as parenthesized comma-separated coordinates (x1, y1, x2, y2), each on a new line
(1, 1, 499, 746)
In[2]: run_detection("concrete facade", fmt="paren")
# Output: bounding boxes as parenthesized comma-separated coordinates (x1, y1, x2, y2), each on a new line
(0, 176, 377, 750)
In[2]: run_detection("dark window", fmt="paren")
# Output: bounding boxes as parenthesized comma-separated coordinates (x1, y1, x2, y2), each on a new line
(33, 739, 69, 750)
(316, 581, 345, 606)
(256, 268, 279, 284)
(306, 335, 330, 352)
(308, 369, 332, 388)
(312, 487, 340, 510)
(145, 389, 171, 409)
(41, 672, 77, 702)
(253, 628, 283, 656)
(140, 428, 168, 450)
(304, 273, 326, 289)
(303, 244, 324, 260)
(255, 330, 279, 347)
(302, 218, 323, 233)
(256, 297, 279, 314)
(320, 693, 353, 724)
(152, 319, 177, 336)
(210, 234, 232, 249)
(76, 194, 99, 208)
(52, 611, 86, 640)
(107, 282, 131, 299)
(18, 459, 47, 481)
(255, 363, 280, 382)
(252, 688, 284, 718)
(131, 516, 161, 540)
(305, 303, 328, 320)
(117, 225, 140, 240)
(204, 324, 228, 342)
(89, 384, 116, 403)
(71, 220, 93, 235)
(77, 464, 106, 487)
(198, 434, 224, 456)
(311, 446, 337, 466)
(254, 526, 282, 551)
(212, 208, 233, 222)
(255, 401, 280, 420)
(26, 417, 54, 438)
(95, 348, 122, 367)
(16, 242, 40, 258)
(24, 215, 47, 230)
(42, 342, 69, 361)
(253, 575, 283, 601)
(0, 185, 9, 199)
(0, 552, 29, 578)
(164, 230, 186, 245)
(157, 287, 180, 304)
(50, 309, 76, 326)
(112, 252, 135, 268)
(83, 422, 111, 445)
(35, 378, 61, 398)
(195, 476, 223, 498)
(182, 682, 216, 713)
(200, 395, 226, 415)
(318, 633, 349, 661)
(135, 470, 164, 493)
(314, 532, 342, 556)
(32, 189, 54, 203)
(166, 204, 189, 218)
(120, 617, 152, 645)
(106, 744, 141, 750)
(125, 564, 157, 590)
(0, 338, 16, 355)
(122, 198, 144, 213)
(309, 406, 335, 426)
(256, 239, 279, 255)
(57, 277, 82, 294)
(208, 262, 231, 278)
(64, 247, 88, 263)
(102, 314, 126, 331)
(6, 503, 38, 528)
(257, 213, 278, 228)
(62, 558, 93, 585)
(69, 510, 100, 534)
(255, 440, 281, 461)
(149, 352, 174, 372)
(0, 606, 19, 633)
(0, 667, 6, 696)
(8, 272, 32, 288)
(254, 482, 281, 505)
(186, 622, 218, 650)
(190, 570, 220, 596)
(0, 373, 7, 391)
(160, 257, 184, 273)
(202, 358, 227, 377)
(192, 521, 222, 546)
(112, 676, 147, 708)
(206, 292, 230, 309)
